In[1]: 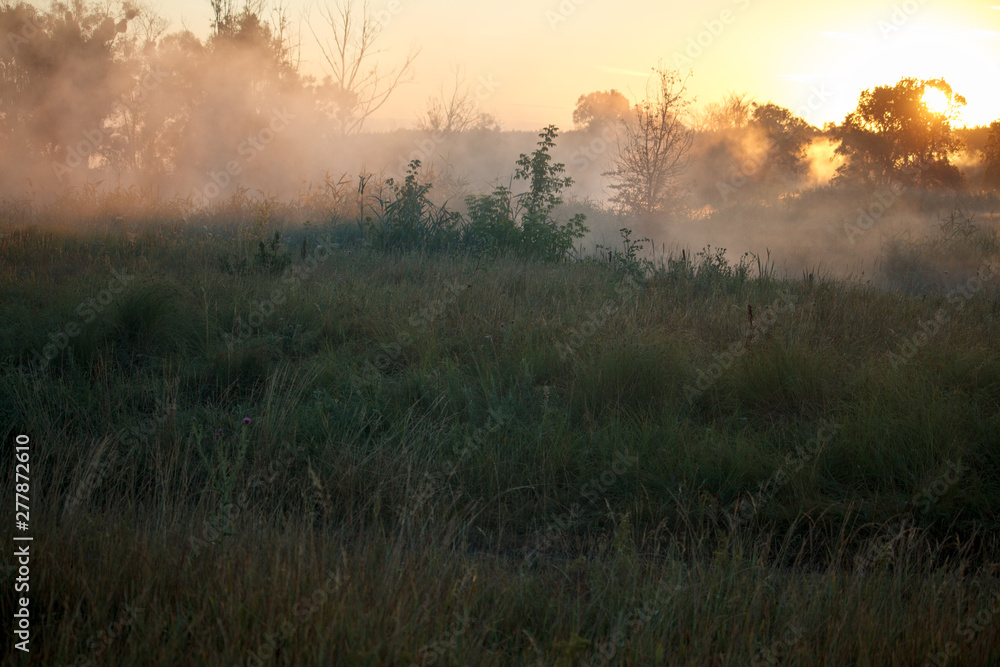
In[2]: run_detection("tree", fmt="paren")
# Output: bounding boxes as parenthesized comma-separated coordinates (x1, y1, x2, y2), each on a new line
(310, 0, 419, 135)
(416, 66, 499, 134)
(833, 77, 966, 187)
(96, 1, 172, 177)
(749, 102, 814, 177)
(154, 0, 304, 192)
(572, 89, 630, 132)
(699, 91, 753, 132)
(605, 66, 693, 216)
(0, 2, 137, 175)
(982, 120, 1000, 189)
(699, 101, 815, 206)
(210, 0, 297, 76)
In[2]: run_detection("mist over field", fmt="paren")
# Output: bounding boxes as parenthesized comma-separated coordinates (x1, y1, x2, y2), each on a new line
(3, 0, 999, 286)
(3, 2, 1000, 666)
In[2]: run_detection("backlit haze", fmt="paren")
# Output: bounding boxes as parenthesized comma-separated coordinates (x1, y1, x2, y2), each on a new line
(159, 0, 1000, 130)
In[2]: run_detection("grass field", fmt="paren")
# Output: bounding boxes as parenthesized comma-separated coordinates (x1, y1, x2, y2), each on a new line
(2, 190, 1000, 666)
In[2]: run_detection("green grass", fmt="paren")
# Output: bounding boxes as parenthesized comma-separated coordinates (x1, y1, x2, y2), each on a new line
(1, 199, 999, 665)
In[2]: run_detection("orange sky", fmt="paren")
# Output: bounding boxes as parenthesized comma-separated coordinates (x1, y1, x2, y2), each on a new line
(162, 0, 1000, 130)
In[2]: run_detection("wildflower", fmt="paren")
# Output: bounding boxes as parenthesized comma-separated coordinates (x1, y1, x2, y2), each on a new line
(215, 428, 223, 439)
(242, 417, 251, 425)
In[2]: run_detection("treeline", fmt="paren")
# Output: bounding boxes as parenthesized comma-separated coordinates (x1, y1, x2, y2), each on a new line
(2, 1, 999, 215)
(0, 0, 413, 199)
(569, 81, 1000, 220)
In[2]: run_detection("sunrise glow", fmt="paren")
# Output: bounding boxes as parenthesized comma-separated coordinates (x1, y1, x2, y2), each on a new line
(922, 87, 951, 115)
(152, 0, 1000, 130)
(6, 2, 1000, 663)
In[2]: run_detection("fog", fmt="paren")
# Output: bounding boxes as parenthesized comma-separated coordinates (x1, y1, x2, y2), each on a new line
(2, 1, 997, 289)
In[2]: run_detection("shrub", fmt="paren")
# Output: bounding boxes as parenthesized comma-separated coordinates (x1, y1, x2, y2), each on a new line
(361, 128, 588, 261)
(367, 160, 463, 252)
(462, 183, 520, 255)
(465, 126, 588, 261)
(596, 227, 653, 281)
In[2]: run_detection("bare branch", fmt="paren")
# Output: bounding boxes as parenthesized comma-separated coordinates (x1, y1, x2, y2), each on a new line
(309, 0, 419, 134)
(606, 66, 693, 216)
(416, 65, 499, 134)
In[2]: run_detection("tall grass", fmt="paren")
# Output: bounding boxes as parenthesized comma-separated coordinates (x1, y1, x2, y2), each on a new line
(1, 192, 999, 665)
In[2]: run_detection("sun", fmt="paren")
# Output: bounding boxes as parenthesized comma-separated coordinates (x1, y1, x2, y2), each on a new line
(922, 87, 951, 115)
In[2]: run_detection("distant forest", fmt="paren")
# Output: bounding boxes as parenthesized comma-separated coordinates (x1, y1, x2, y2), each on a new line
(2, 1, 999, 212)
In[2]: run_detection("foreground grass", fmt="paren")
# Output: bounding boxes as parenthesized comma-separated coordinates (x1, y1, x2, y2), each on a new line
(1, 210, 1000, 665)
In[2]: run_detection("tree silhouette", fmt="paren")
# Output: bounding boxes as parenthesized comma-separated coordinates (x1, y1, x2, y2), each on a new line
(749, 102, 814, 177)
(149, 1, 303, 192)
(982, 120, 1000, 190)
(210, 0, 297, 75)
(572, 89, 630, 132)
(833, 77, 965, 188)
(416, 66, 499, 134)
(605, 67, 693, 216)
(699, 91, 753, 132)
(0, 2, 135, 173)
(310, 0, 419, 135)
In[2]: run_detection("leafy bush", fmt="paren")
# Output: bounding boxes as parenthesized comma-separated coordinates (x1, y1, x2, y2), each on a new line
(465, 126, 588, 261)
(367, 160, 463, 252)
(462, 183, 520, 255)
(693, 245, 753, 282)
(361, 128, 588, 261)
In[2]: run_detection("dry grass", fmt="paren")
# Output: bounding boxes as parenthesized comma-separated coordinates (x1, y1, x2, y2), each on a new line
(2, 194, 999, 665)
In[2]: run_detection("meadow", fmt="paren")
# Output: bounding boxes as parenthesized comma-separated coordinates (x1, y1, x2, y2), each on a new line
(1, 183, 1000, 666)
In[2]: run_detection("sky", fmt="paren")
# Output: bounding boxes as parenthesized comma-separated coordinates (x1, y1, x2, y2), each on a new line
(157, 0, 1000, 130)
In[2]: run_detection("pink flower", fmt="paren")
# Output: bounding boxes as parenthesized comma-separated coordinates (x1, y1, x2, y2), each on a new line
(242, 417, 251, 424)
(215, 429, 223, 438)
